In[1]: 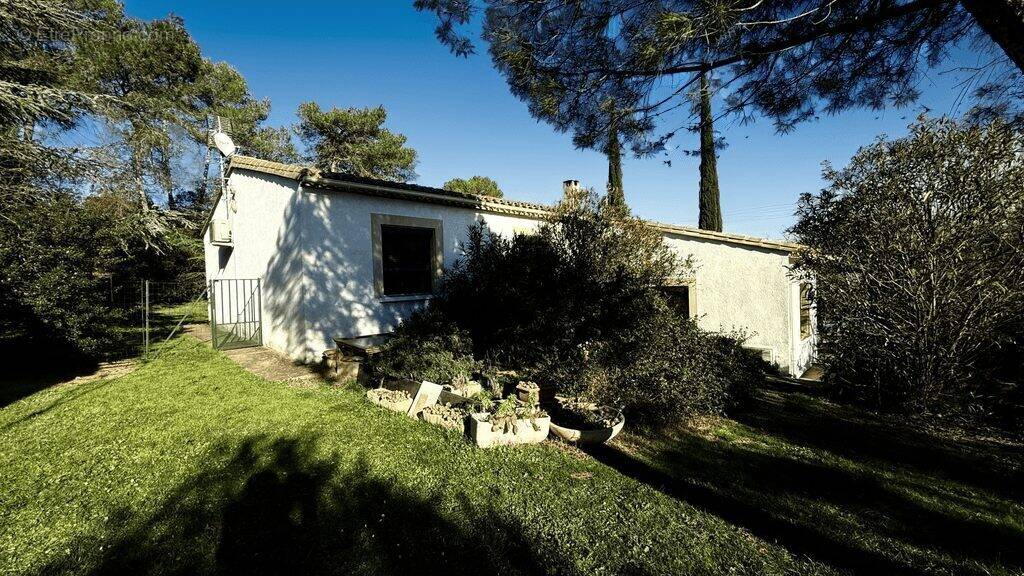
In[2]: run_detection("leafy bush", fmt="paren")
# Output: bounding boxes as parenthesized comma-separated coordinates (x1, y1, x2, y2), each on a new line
(368, 311, 478, 384)
(0, 190, 107, 355)
(382, 189, 766, 427)
(790, 118, 1024, 420)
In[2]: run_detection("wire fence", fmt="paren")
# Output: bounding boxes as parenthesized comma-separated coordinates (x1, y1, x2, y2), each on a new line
(103, 280, 208, 360)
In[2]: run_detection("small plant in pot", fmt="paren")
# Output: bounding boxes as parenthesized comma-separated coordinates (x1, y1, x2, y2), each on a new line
(421, 401, 470, 431)
(366, 387, 414, 413)
(548, 396, 625, 444)
(445, 372, 483, 398)
(515, 380, 540, 402)
(468, 393, 550, 448)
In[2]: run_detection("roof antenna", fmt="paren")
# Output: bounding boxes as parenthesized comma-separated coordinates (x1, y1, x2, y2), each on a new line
(208, 115, 237, 212)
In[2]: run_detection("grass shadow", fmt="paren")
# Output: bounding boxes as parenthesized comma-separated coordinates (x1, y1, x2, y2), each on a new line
(0, 337, 100, 408)
(585, 386, 1024, 576)
(745, 380, 1024, 500)
(30, 434, 574, 576)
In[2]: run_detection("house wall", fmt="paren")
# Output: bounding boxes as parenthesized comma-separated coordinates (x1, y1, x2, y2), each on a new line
(203, 171, 308, 359)
(661, 233, 805, 375)
(204, 167, 811, 375)
(295, 187, 542, 361)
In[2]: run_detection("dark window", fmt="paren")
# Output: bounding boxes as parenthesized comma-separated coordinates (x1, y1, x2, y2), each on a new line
(381, 225, 434, 295)
(663, 285, 691, 318)
(800, 282, 813, 339)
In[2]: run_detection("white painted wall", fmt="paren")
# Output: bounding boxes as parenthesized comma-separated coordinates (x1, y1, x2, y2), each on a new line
(296, 186, 543, 360)
(204, 167, 812, 375)
(203, 171, 308, 358)
(661, 233, 807, 375)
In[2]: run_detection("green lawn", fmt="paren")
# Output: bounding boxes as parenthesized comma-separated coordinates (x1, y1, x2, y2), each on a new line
(0, 337, 1021, 575)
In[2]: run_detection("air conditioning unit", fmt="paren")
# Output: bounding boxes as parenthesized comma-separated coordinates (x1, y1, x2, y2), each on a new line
(210, 219, 232, 245)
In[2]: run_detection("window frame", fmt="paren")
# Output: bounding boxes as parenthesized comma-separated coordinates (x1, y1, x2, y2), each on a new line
(662, 276, 696, 318)
(371, 214, 444, 300)
(799, 282, 813, 340)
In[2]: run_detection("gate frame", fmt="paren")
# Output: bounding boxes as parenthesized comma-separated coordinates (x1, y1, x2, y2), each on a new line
(209, 278, 263, 350)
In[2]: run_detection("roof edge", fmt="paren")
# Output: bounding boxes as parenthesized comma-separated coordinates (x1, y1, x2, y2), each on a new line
(227, 155, 803, 253)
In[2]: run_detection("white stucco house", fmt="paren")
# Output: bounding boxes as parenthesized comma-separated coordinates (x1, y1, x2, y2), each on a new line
(203, 155, 816, 377)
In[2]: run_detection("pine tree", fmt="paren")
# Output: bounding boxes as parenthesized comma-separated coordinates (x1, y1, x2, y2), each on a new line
(295, 103, 418, 182)
(443, 175, 503, 197)
(697, 70, 722, 231)
(605, 105, 625, 208)
(419, 1, 1024, 171)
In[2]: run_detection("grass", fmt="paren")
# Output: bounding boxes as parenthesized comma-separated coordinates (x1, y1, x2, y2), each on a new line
(603, 383, 1024, 575)
(0, 337, 1021, 575)
(152, 299, 209, 323)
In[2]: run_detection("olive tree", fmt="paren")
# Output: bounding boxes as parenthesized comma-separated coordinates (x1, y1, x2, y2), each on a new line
(790, 118, 1024, 415)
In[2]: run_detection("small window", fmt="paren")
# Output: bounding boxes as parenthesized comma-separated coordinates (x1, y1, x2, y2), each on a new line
(799, 282, 813, 339)
(662, 283, 693, 318)
(381, 225, 434, 296)
(372, 214, 443, 298)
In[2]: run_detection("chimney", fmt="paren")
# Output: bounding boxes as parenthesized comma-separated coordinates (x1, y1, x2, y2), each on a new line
(562, 179, 580, 196)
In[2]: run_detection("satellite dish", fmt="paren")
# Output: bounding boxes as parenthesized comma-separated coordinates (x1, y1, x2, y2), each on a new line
(212, 131, 236, 157)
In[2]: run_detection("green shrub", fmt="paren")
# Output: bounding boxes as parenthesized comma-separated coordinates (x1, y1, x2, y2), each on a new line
(368, 311, 478, 384)
(383, 189, 766, 427)
(791, 118, 1024, 420)
(0, 190, 107, 355)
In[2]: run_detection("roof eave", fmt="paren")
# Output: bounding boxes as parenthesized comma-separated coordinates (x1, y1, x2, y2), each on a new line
(226, 155, 803, 253)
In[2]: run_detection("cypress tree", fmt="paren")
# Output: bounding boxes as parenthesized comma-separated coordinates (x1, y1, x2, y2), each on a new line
(697, 69, 722, 232)
(605, 105, 625, 208)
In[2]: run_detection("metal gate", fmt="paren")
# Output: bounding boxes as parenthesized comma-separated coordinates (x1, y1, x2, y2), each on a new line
(209, 278, 262, 350)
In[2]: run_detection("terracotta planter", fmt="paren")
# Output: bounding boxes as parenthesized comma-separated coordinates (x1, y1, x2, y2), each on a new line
(468, 413, 550, 448)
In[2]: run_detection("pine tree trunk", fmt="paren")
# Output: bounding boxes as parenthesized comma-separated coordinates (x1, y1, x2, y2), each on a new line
(961, 0, 1024, 73)
(606, 105, 625, 208)
(698, 70, 722, 232)
(195, 143, 213, 209)
(131, 147, 149, 212)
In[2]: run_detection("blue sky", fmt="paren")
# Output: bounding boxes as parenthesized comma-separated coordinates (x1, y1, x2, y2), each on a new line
(125, 1, 995, 238)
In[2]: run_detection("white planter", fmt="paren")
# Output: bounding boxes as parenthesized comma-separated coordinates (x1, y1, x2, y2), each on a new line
(547, 396, 625, 444)
(468, 413, 550, 448)
(366, 389, 413, 414)
(420, 410, 468, 431)
(549, 416, 625, 444)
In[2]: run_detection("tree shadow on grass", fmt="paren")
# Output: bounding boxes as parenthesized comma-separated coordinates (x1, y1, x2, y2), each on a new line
(0, 337, 101, 408)
(585, 387, 1024, 576)
(745, 380, 1024, 500)
(31, 434, 575, 576)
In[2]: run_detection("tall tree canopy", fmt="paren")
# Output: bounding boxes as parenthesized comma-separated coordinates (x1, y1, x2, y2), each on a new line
(74, 15, 206, 209)
(295, 102, 418, 182)
(696, 70, 721, 231)
(1, 1, 295, 354)
(443, 175, 504, 197)
(605, 103, 625, 207)
(416, 1, 1024, 209)
(418, 1, 1021, 135)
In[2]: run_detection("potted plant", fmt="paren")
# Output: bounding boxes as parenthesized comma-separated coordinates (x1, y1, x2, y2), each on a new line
(420, 402, 470, 431)
(366, 387, 413, 413)
(548, 396, 625, 444)
(468, 394, 550, 448)
(515, 380, 540, 402)
(446, 373, 483, 398)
